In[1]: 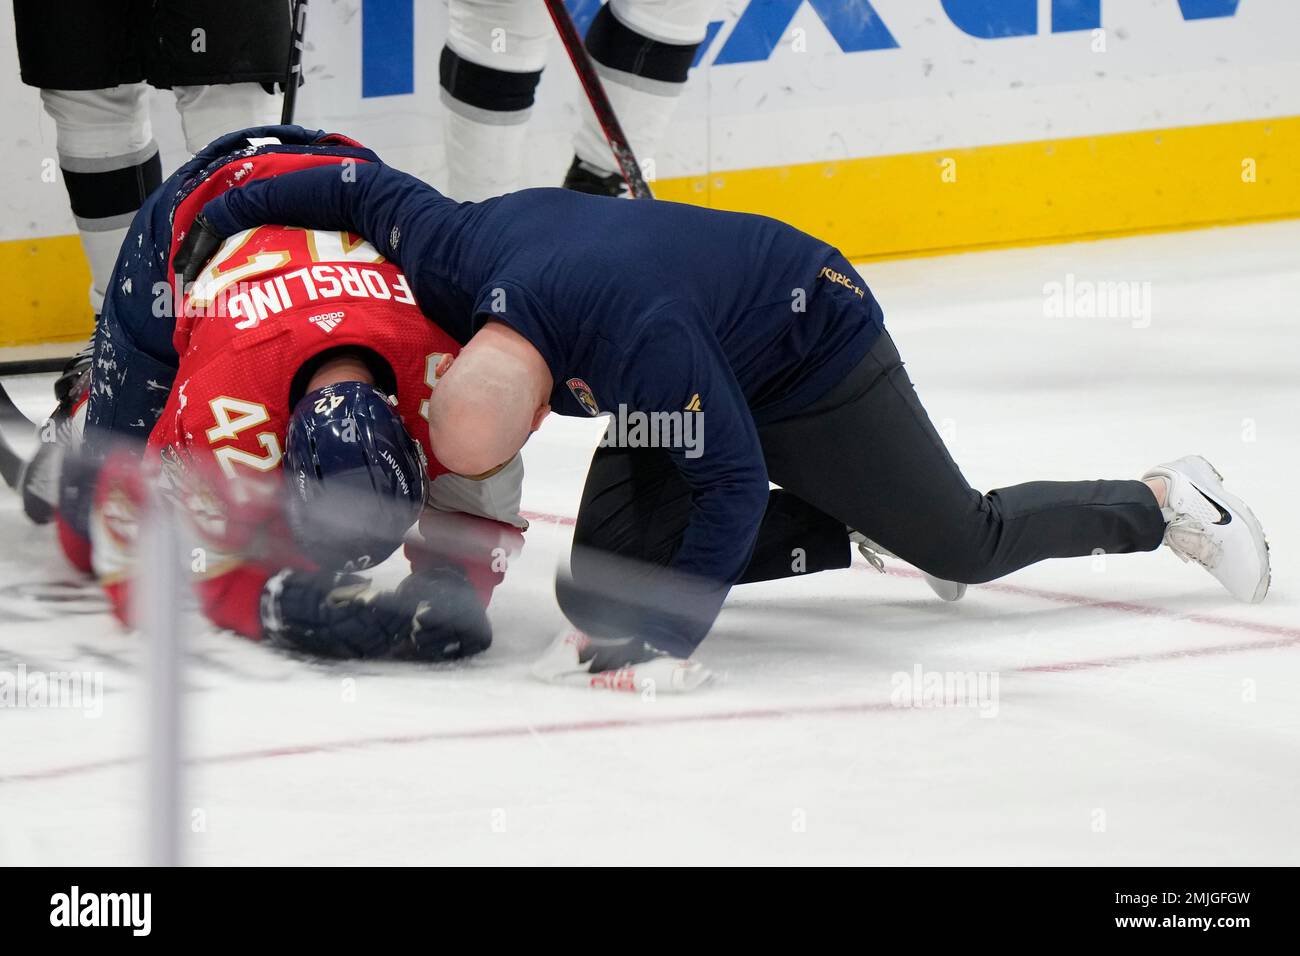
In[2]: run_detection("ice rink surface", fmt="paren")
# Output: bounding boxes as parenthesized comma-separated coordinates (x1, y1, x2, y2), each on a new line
(1, 221, 1297, 865)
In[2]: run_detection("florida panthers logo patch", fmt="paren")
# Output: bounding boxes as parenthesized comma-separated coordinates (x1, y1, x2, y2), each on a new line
(566, 377, 600, 416)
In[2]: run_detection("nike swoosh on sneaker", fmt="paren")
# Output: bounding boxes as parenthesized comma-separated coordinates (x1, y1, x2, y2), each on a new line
(1191, 483, 1233, 525)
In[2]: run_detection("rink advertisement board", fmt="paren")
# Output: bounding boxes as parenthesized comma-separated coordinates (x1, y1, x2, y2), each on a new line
(2, 0, 1299, 344)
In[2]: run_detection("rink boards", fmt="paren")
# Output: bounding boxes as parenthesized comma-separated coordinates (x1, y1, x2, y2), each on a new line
(2, 0, 1299, 344)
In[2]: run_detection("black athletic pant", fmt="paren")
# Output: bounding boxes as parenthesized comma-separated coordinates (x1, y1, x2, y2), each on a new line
(558, 330, 1167, 644)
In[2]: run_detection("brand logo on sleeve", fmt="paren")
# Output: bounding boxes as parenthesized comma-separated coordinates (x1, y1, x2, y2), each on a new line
(566, 378, 600, 416)
(817, 266, 865, 298)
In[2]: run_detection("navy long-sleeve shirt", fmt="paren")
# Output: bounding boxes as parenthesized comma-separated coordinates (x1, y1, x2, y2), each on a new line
(200, 160, 883, 655)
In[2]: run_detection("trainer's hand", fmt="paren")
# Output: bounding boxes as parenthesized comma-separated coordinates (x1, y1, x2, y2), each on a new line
(377, 567, 492, 662)
(172, 214, 228, 288)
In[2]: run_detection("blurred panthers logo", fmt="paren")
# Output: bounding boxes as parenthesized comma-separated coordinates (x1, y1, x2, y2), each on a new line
(566, 378, 600, 416)
(100, 486, 140, 550)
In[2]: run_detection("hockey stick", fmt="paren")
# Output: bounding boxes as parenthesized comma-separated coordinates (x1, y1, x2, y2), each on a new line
(0, 379, 77, 520)
(0, 356, 72, 376)
(0, 429, 24, 489)
(281, 0, 310, 125)
(542, 0, 654, 199)
(0, 381, 36, 431)
(0, 383, 34, 489)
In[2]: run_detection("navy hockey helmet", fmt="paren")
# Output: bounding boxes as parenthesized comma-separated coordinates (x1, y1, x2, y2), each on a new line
(284, 381, 428, 571)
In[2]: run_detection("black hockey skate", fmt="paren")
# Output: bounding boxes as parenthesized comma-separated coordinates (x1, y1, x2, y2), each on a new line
(562, 156, 628, 198)
(53, 338, 94, 406)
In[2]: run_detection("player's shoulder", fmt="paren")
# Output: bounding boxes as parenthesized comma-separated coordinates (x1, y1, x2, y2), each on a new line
(151, 350, 286, 456)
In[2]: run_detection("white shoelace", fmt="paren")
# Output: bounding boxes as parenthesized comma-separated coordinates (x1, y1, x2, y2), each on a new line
(1163, 513, 1221, 569)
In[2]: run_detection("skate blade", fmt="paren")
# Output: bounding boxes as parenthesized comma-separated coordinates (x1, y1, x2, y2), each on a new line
(923, 575, 967, 602)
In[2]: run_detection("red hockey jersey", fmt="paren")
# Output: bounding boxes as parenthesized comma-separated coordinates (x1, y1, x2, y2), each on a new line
(89, 158, 525, 639)
(155, 222, 455, 491)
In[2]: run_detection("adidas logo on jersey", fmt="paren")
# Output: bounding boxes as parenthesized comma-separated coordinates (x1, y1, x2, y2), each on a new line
(309, 310, 346, 333)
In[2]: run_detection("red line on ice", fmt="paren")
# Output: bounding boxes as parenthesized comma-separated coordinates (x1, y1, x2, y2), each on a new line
(522, 509, 1299, 644)
(0, 702, 906, 785)
(0, 508, 1293, 786)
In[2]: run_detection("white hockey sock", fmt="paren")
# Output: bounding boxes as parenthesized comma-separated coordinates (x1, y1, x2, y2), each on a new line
(173, 82, 280, 155)
(570, 1, 710, 178)
(40, 85, 159, 315)
(439, 0, 552, 200)
(572, 70, 683, 179)
(441, 100, 533, 201)
(78, 226, 132, 314)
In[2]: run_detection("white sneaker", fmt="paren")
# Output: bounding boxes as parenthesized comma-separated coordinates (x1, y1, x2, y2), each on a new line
(1143, 455, 1270, 603)
(849, 531, 967, 602)
(530, 629, 715, 694)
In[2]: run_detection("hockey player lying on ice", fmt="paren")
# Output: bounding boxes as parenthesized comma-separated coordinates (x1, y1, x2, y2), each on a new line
(175, 135, 1272, 691)
(54, 128, 524, 661)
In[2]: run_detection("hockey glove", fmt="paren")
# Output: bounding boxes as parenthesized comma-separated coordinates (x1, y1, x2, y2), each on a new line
(259, 567, 491, 661)
(260, 570, 393, 659)
(378, 567, 493, 662)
